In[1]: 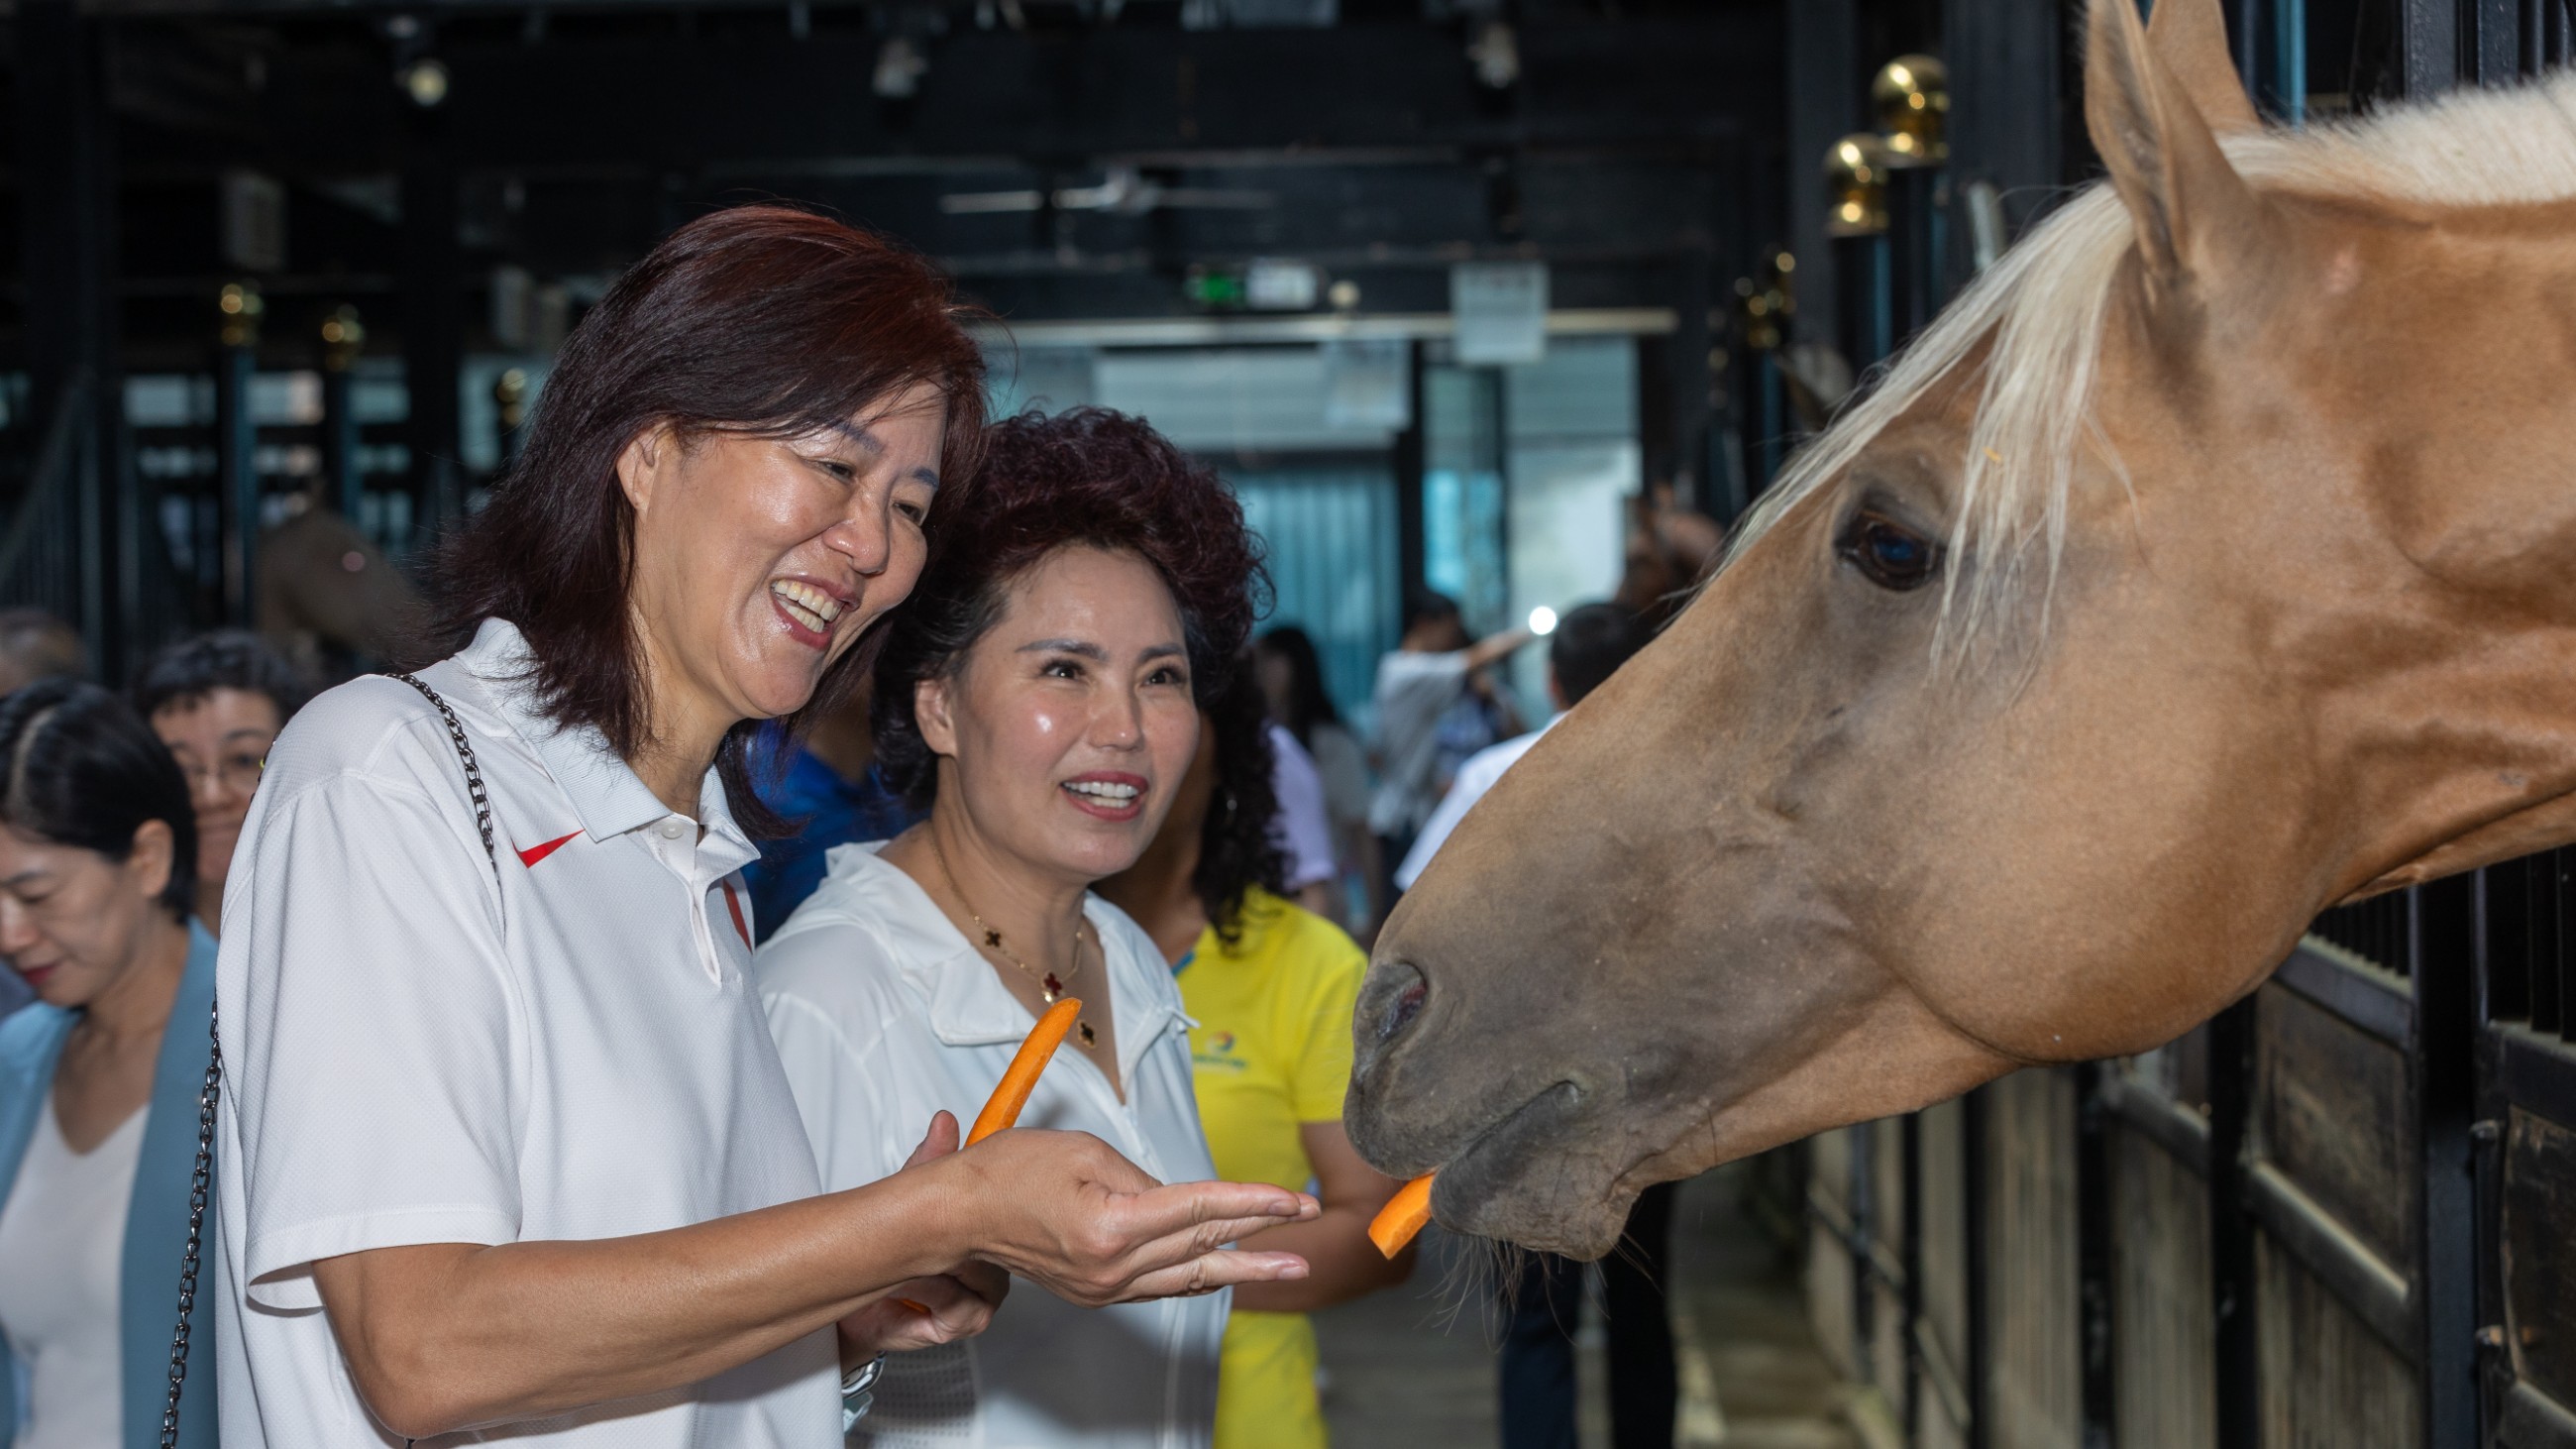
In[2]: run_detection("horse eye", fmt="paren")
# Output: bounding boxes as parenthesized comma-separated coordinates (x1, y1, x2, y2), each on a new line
(1839, 512, 1941, 592)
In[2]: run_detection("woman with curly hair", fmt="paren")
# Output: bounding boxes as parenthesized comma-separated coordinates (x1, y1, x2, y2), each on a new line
(754, 407, 1274, 1447)
(1099, 660, 1413, 1449)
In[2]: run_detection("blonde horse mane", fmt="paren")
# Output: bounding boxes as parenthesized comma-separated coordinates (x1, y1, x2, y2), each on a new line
(1720, 72, 2576, 655)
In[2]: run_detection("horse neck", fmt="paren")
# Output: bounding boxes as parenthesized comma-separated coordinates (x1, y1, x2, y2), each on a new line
(2280, 197, 2576, 898)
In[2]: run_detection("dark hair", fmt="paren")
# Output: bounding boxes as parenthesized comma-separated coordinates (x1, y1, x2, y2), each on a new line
(1549, 602, 1650, 707)
(422, 204, 990, 837)
(875, 407, 1270, 810)
(1255, 625, 1342, 749)
(0, 679, 197, 919)
(1196, 656, 1288, 947)
(1401, 589, 1461, 635)
(133, 630, 310, 724)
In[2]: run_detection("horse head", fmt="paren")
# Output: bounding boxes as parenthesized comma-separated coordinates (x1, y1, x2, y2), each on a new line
(1346, 0, 2576, 1257)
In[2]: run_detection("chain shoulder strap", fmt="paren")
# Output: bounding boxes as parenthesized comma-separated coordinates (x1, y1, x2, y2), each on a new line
(158, 1004, 219, 1449)
(388, 671, 495, 868)
(159, 671, 497, 1448)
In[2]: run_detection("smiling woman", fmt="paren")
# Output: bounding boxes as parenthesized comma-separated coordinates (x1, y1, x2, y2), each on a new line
(751, 407, 1272, 1448)
(211, 210, 1317, 1449)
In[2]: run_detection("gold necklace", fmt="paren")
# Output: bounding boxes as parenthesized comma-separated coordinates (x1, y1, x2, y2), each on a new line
(931, 837, 1098, 1049)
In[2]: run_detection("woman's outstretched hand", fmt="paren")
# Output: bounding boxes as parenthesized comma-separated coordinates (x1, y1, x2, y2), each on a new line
(838, 1113, 1010, 1358)
(934, 1120, 1318, 1308)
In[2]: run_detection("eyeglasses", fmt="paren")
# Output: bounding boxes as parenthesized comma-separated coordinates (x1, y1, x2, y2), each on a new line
(173, 751, 268, 797)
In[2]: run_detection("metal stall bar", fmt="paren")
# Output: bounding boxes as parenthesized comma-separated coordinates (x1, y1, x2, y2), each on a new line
(2415, 875, 2482, 1449)
(2207, 992, 2261, 1449)
(215, 293, 261, 626)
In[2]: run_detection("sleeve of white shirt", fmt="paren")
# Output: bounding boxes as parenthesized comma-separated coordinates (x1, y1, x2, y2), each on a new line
(1394, 775, 1472, 891)
(1370, 651, 1472, 746)
(1266, 724, 1338, 891)
(225, 772, 520, 1310)
(1395, 740, 1517, 892)
(758, 928, 913, 1194)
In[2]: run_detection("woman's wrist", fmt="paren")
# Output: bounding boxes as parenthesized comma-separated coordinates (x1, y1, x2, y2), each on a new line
(854, 1146, 985, 1282)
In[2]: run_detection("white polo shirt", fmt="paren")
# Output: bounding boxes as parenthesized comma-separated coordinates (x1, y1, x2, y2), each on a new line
(753, 844, 1225, 1449)
(213, 617, 839, 1449)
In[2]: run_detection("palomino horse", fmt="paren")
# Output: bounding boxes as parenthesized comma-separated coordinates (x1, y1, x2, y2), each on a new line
(1345, 0, 2576, 1258)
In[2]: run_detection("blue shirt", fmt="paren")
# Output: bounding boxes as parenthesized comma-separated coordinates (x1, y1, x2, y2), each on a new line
(740, 725, 922, 942)
(0, 921, 221, 1449)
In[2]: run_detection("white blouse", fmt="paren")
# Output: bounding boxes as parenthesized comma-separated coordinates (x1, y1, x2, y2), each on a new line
(753, 843, 1226, 1449)
(0, 1094, 147, 1449)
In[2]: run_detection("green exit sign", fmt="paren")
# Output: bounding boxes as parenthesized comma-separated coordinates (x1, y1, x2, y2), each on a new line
(1184, 268, 1248, 310)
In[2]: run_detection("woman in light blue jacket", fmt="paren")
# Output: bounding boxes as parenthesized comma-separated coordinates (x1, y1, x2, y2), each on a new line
(0, 680, 216, 1449)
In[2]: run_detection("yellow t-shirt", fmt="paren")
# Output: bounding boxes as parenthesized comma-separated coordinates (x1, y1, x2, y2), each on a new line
(1175, 889, 1367, 1449)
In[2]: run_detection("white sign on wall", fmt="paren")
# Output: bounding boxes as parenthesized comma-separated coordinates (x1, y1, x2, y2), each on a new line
(1450, 261, 1548, 366)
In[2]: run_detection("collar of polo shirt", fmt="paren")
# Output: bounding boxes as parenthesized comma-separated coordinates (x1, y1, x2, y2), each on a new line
(836, 845, 1191, 1088)
(462, 619, 756, 869)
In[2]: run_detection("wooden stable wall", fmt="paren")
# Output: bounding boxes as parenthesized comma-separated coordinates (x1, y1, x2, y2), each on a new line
(1788, 1, 2573, 1443)
(1805, 849, 2576, 1448)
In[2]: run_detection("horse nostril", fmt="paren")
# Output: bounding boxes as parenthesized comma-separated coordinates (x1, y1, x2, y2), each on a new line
(1373, 961, 1429, 1044)
(1392, 982, 1427, 1034)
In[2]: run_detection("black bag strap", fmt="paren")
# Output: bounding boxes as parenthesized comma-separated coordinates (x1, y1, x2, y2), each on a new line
(388, 672, 496, 869)
(159, 671, 495, 1448)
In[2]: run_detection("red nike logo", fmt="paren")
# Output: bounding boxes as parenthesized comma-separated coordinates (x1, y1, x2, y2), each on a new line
(516, 830, 582, 868)
(721, 879, 752, 947)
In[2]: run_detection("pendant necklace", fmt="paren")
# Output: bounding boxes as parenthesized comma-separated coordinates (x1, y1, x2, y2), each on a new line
(931, 837, 1098, 1049)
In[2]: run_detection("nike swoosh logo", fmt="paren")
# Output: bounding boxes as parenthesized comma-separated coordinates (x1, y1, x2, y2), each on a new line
(517, 830, 582, 868)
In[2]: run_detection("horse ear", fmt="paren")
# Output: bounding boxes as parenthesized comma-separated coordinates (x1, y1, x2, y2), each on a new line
(2145, 0, 2262, 135)
(2085, 0, 2270, 291)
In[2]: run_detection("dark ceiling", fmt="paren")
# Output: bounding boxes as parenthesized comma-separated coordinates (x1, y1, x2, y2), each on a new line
(4, 0, 1790, 369)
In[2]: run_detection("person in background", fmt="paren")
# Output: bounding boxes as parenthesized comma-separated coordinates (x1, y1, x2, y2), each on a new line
(756, 406, 1274, 1448)
(741, 677, 923, 940)
(1364, 592, 1529, 913)
(1099, 660, 1412, 1449)
(1265, 721, 1340, 922)
(0, 611, 87, 698)
(1254, 626, 1375, 934)
(0, 613, 101, 1021)
(132, 630, 309, 937)
(1388, 601, 1670, 1449)
(1395, 603, 1646, 892)
(1613, 485, 1726, 633)
(0, 680, 218, 1449)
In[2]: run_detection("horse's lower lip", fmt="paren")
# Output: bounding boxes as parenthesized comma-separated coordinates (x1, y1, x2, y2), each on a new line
(1428, 1079, 1585, 1210)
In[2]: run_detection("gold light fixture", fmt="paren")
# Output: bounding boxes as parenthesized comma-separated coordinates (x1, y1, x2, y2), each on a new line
(1824, 133, 1891, 237)
(494, 369, 529, 431)
(1874, 54, 1950, 167)
(218, 282, 265, 349)
(320, 305, 365, 372)
(1734, 249, 1796, 353)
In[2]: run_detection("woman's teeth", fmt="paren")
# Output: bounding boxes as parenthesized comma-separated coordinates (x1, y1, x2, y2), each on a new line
(771, 580, 844, 633)
(1064, 781, 1141, 804)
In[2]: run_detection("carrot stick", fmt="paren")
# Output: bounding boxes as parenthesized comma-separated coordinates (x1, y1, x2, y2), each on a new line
(1368, 1173, 1437, 1258)
(965, 997, 1084, 1146)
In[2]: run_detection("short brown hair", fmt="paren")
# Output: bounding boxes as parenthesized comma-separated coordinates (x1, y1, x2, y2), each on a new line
(424, 205, 988, 836)
(873, 407, 1268, 810)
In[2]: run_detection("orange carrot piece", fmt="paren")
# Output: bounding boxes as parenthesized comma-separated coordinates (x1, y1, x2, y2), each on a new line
(965, 997, 1084, 1146)
(1368, 1173, 1437, 1258)
(894, 1297, 930, 1315)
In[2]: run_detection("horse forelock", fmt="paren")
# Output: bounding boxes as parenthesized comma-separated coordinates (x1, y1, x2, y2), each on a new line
(1714, 71, 2576, 660)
